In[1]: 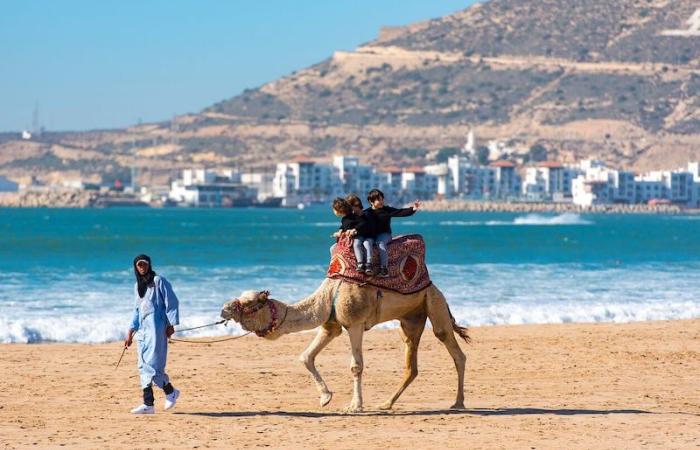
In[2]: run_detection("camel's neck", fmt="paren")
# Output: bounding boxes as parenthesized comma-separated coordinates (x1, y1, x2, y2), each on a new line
(271, 279, 339, 336)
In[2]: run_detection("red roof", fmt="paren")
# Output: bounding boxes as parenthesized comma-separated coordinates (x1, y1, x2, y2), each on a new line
(291, 156, 316, 164)
(538, 161, 563, 168)
(489, 160, 515, 168)
(383, 166, 403, 173)
(403, 166, 425, 174)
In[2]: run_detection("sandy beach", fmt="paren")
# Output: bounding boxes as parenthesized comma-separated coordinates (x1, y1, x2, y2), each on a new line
(1, 319, 698, 449)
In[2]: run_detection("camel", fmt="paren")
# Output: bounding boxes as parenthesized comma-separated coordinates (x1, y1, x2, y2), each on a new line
(220, 277, 470, 412)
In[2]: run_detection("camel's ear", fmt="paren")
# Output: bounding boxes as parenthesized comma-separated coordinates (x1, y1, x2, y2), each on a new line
(259, 290, 270, 303)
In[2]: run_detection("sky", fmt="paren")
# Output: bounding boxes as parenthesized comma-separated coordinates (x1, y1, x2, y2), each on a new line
(0, 0, 477, 132)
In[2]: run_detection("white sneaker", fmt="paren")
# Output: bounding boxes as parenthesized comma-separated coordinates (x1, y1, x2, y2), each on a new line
(164, 388, 180, 411)
(130, 404, 155, 414)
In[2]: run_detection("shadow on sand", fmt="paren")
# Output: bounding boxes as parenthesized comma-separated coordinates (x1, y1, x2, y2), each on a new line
(175, 407, 656, 419)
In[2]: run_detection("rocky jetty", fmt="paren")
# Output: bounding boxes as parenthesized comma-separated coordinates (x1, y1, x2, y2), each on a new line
(0, 190, 146, 208)
(421, 200, 694, 215)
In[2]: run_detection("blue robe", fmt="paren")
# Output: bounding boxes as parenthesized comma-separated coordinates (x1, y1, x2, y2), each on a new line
(130, 275, 180, 389)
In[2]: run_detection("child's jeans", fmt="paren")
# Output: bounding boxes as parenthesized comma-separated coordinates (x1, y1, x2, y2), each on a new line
(354, 237, 374, 266)
(375, 232, 392, 268)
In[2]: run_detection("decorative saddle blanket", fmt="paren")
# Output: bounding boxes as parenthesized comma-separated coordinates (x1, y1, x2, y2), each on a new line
(326, 234, 432, 294)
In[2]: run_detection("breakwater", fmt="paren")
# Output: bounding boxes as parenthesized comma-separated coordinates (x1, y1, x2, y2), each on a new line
(421, 199, 696, 214)
(0, 190, 146, 208)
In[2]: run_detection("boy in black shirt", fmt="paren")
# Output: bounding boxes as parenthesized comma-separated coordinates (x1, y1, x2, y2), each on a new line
(365, 189, 420, 277)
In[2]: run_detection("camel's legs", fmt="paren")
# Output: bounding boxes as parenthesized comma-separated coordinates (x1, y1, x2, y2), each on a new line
(379, 311, 427, 410)
(299, 321, 342, 407)
(426, 288, 466, 409)
(346, 324, 365, 412)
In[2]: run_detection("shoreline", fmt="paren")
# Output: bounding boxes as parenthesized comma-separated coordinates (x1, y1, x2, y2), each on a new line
(1, 319, 698, 449)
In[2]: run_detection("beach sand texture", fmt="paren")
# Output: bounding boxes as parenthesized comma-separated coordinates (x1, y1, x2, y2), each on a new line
(1, 320, 699, 449)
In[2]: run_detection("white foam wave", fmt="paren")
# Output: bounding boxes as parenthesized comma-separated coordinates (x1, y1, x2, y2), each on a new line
(450, 300, 700, 326)
(3, 261, 700, 343)
(439, 221, 484, 226)
(0, 314, 246, 344)
(485, 213, 592, 226)
(515, 213, 592, 225)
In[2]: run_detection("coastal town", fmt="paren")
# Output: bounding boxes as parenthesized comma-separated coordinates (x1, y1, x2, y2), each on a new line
(2, 138, 700, 212)
(2, 131, 700, 212)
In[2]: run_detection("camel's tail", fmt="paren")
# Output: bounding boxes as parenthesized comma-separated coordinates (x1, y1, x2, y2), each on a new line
(448, 305, 471, 344)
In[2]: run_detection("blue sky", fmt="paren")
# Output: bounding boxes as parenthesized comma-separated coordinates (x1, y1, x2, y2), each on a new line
(0, 0, 476, 132)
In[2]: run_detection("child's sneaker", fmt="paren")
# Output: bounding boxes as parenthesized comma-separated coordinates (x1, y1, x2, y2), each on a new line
(364, 265, 374, 276)
(357, 263, 366, 273)
(131, 404, 155, 414)
(379, 267, 389, 278)
(164, 388, 180, 411)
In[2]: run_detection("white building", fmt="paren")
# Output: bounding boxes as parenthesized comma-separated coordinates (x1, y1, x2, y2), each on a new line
(372, 167, 402, 202)
(572, 160, 700, 207)
(489, 160, 521, 199)
(487, 140, 512, 160)
(170, 169, 256, 207)
(634, 168, 698, 207)
(241, 171, 275, 200)
(571, 162, 619, 207)
(424, 163, 451, 197)
(445, 156, 520, 199)
(523, 162, 582, 201)
(272, 158, 343, 206)
(333, 156, 375, 197)
(401, 167, 438, 201)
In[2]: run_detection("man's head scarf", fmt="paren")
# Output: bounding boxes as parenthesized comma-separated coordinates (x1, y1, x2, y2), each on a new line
(133, 254, 156, 298)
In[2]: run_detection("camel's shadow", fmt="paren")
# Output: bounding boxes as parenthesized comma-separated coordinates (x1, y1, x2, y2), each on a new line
(175, 407, 654, 418)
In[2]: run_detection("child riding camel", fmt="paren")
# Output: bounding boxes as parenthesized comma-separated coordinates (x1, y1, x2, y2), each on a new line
(364, 189, 420, 277)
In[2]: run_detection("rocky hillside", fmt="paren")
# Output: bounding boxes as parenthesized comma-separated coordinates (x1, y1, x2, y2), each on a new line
(2, 0, 700, 185)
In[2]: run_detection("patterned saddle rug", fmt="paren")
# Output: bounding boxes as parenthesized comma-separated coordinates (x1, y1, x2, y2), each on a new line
(326, 234, 431, 294)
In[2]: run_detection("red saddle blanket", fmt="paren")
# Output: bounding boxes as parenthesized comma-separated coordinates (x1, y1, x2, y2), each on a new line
(326, 234, 432, 294)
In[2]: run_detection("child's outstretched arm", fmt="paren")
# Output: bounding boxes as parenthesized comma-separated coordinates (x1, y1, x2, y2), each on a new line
(387, 205, 417, 217)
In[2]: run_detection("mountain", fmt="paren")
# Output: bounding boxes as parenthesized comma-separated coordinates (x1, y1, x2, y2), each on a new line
(2, 0, 700, 185)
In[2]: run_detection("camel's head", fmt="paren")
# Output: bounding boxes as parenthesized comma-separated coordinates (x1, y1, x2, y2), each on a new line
(221, 290, 281, 338)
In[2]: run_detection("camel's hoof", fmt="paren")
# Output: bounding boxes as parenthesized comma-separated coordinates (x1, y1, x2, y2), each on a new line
(449, 402, 466, 410)
(378, 401, 393, 411)
(344, 404, 363, 414)
(320, 391, 333, 407)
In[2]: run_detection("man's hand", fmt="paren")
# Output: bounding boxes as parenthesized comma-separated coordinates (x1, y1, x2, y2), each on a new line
(331, 230, 341, 238)
(413, 200, 421, 211)
(124, 330, 134, 348)
(166, 325, 175, 338)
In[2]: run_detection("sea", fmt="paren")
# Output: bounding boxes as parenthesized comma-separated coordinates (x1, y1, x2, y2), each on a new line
(1, 207, 699, 343)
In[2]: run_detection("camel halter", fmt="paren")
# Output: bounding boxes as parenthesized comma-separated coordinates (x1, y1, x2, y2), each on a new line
(229, 294, 289, 338)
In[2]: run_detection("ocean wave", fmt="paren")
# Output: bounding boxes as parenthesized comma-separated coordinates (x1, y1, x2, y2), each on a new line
(3, 261, 700, 343)
(450, 300, 700, 326)
(2, 298, 698, 343)
(439, 214, 592, 226)
(0, 314, 246, 344)
(488, 213, 592, 226)
(439, 221, 484, 226)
